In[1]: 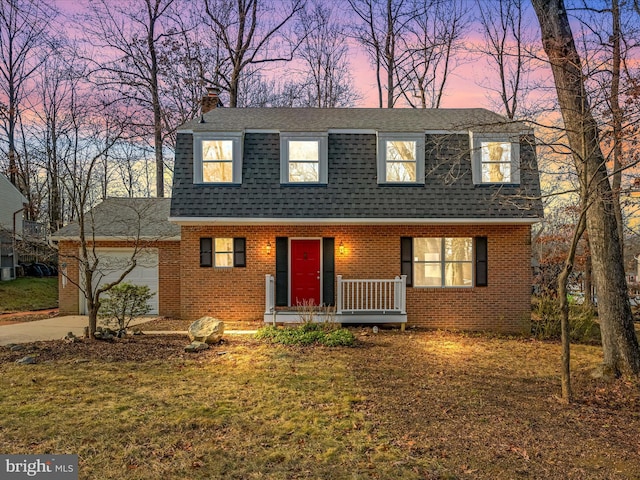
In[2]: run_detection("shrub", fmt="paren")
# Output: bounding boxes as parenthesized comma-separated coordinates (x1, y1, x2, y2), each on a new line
(531, 295, 600, 344)
(99, 282, 155, 334)
(322, 328, 357, 347)
(255, 323, 356, 347)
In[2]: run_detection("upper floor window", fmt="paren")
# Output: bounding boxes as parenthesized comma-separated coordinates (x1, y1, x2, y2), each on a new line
(193, 132, 243, 184)
(377, 133, 425, 184)
(280, 133, 328, 184)
(470, 133, 520, 185)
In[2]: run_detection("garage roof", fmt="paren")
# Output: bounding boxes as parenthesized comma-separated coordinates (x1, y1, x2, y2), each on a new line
(52, 198, 180, 240)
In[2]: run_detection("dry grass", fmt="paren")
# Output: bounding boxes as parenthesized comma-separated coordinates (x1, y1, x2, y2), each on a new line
(0, 331, 639, 479)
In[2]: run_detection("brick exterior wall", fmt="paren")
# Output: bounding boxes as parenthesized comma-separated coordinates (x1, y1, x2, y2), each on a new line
(58, 241, 79, 315)
(57, 240, 181, 317)
(180, 224, 532, 333)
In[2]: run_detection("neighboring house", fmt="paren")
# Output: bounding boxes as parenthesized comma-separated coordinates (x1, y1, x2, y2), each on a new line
(56, 102, 543, 333)
(0, 173, 27, 281)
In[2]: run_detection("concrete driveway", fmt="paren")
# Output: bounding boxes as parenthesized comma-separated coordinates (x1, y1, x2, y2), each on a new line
(0, 316, 151, 346)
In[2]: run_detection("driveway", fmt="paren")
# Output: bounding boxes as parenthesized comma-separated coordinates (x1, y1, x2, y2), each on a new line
(0, 316, 151, 346)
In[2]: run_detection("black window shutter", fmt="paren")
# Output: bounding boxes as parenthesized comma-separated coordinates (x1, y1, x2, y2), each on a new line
(275, 237, 288, 306)
(233, 238, 246, 267)
(200, 238, 212, 267)
(322, 238, 335, 306)
(401, 237, 413, 287)
(475, 236, 488, 287)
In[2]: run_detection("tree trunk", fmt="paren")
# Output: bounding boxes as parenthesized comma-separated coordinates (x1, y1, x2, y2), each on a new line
(584, 248, 593, 308)
(532, 0, 640, 377)
(147, 0, 164, 198)
(610, 0, 624, 260)
(385, 0, 394, 108)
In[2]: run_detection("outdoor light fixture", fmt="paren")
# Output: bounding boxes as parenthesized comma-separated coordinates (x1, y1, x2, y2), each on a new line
(266, 241, 272, 254)
(339, 241, 345, 255)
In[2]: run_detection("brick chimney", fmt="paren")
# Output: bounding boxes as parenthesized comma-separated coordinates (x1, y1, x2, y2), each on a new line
(201, 86, 222, 114)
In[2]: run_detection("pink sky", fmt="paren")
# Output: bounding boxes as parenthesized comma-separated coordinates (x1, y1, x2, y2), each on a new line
(52, 0, 546, 112)
(350, 55, 493, 109)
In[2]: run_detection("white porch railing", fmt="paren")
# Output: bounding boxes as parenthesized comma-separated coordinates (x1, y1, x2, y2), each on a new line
(265, 274, 275, 314)
(336, 275, 406, 314)
(264, 274, 407, 316)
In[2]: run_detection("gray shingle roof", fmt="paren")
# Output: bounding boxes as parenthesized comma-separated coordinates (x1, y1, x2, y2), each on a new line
(171, 120, 543, 221)
(53, 198, 180, 239)
(180, 107, 527, 133)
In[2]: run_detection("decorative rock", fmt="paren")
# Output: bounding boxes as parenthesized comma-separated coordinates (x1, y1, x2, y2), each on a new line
(132, 328, 143, 335)
(63, 332, 79, 343)
(372, 326, 379, 334)
(188, 317, 225, 344)
(94, 331, 114, 342)
(15, 355, 36, 365)
(184, 341, 210, 353)
(10, 344, 25, 352)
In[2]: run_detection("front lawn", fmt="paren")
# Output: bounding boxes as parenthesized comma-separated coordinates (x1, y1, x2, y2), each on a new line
(0, 331, 638, 479)
(0, 277, 58, 313)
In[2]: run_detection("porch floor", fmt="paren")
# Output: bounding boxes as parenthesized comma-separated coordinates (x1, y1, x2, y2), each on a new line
(263, 310, 407, 327)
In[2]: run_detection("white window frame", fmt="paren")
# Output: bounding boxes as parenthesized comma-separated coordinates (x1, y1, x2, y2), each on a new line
(377, 133, 425, 184)
(413, 237, 474, 288)
(280, 133, 328, 184)
(214, 237, 234, 268)
(193, 132, 244, 184)
(469, 132, 520, 185)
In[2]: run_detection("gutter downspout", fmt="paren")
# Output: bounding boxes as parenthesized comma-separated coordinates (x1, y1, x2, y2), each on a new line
(12, 207, 25, 280)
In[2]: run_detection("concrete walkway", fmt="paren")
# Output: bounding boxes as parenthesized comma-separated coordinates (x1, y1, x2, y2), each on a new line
(0, 316, 258, 346)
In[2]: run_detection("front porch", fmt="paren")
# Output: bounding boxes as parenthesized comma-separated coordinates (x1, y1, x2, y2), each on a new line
(264, 274, 407, 329)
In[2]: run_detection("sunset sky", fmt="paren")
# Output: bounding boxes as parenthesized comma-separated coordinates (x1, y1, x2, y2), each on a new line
(49, 0, 554, 113)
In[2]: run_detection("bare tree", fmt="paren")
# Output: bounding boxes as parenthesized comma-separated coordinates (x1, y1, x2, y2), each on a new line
(201, 0, 305, 108)
(532, 0, 640, 377)
(28, 42, 83, 232)
(0, 0, 54, 190)
(54, 86, 151, 337)
(475, 0, 534, 119)
(574, 1, 640, 260)
(294, 1, 360, 107)
(82, 0, 182, 198)
(396, 0, 469, 108)
(348, 0, 417, 108)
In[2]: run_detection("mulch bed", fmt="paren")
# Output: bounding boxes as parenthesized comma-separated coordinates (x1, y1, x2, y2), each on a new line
(0, 334, 255, 364)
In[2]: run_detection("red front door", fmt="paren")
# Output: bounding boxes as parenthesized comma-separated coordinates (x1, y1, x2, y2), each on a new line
(290, 239, 321, 306)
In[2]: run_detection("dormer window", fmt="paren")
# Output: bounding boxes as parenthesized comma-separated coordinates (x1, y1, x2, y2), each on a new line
(377, 133, 425, 184)
(470, 133, 520, 185)
(193, 132, 243, 184)
(280, 133, 328, 184)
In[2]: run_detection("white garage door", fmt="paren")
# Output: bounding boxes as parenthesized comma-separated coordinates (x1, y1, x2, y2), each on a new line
(80, 248, 159, 314)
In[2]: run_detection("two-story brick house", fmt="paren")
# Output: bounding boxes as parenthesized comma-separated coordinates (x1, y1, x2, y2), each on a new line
(167, 102, 543, 332)
(56, 99, 542, 332)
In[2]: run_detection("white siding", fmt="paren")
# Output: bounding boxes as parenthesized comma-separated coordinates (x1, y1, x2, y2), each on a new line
(0, 173, 26, 233)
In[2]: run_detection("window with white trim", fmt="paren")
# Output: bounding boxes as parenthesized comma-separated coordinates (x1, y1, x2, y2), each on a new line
(200, 237, 246, 268)
(214, 238, 234, 267)
(377, 133, 425, 184)
(470, 132, 520, 184)
(193, 133, 243, 184)
(413, 237, 473, 287)
(280, 133, 328, 184)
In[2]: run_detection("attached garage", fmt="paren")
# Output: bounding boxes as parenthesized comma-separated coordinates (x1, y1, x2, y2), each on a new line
(80, 248, 159, 315)
(53, 198, 182, 318)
